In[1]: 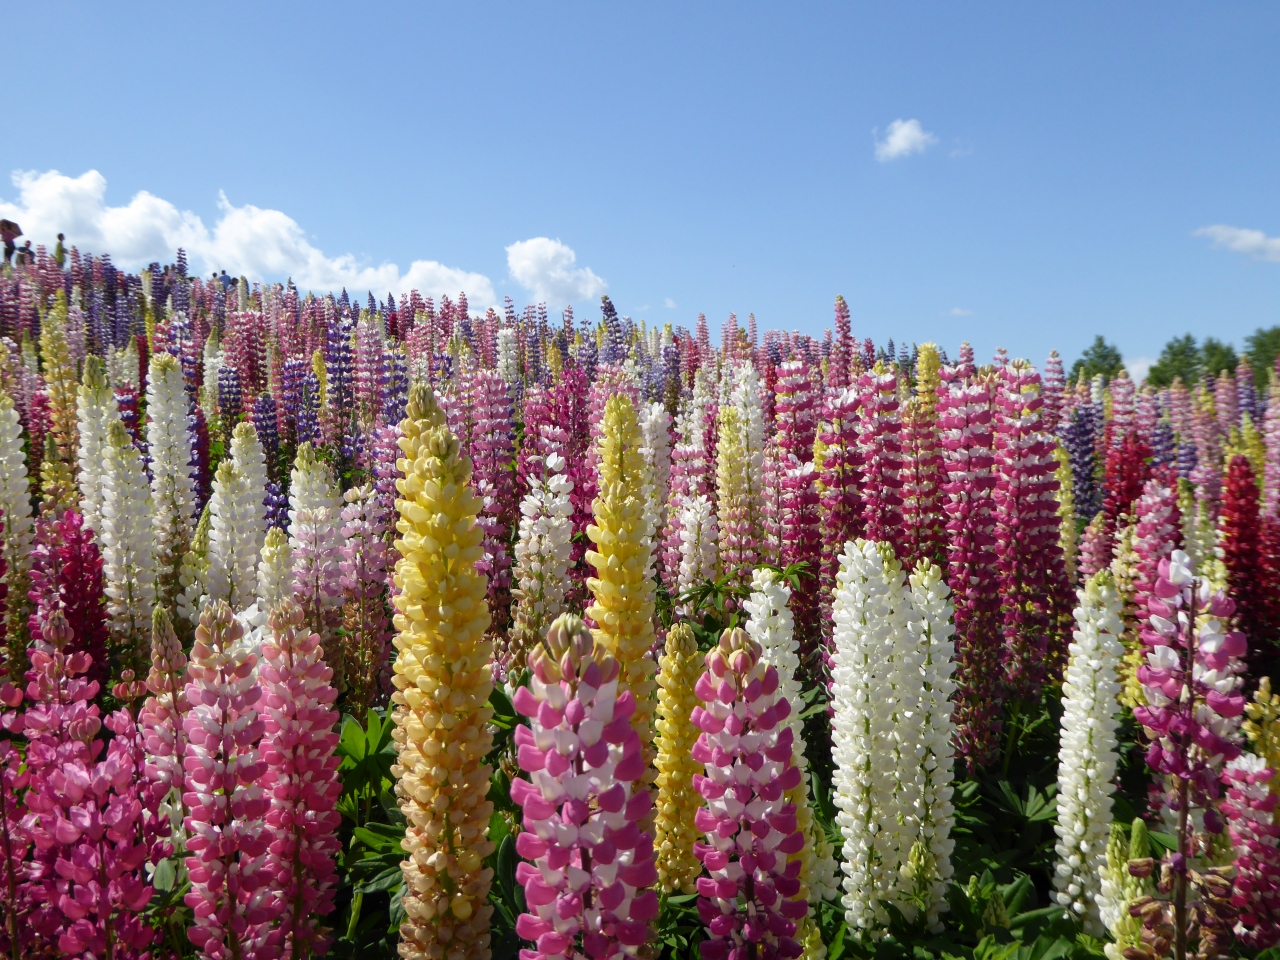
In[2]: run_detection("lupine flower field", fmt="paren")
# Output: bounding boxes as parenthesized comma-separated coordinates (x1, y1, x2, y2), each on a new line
(0, 244, 1277, 960)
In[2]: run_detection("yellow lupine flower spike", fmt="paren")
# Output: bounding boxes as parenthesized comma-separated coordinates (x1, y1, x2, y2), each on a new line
(653, 622, 703, 893)
(585, 394, 658, 766)
(391, 384, 496, 960)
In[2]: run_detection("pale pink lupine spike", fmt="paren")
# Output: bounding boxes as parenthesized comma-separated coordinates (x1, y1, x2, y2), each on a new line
(182, 600, 277, 959)
(338, 484, 392, 711)
(139, 605, 190, 864)
(259, 601, 343, 957)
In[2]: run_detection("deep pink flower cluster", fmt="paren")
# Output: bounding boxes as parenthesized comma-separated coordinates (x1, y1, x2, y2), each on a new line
(773, 360, 818, 463)
(1107, 372, 1135, 448)
(817, 387, 861, 619)
(554, 364, 593, 609)
(21, 609, 156, 958)
(516, 384, 555, 500)
(1214, 369, 1238, 437)
(992, 361, 1066, 697)
(937, 367, 1002, 766)
(899, 391, 946, 571)
(468, 369, 518, 632)
(1040, 350, 1065, 432)
(856, 369, 904, 557)
(28, 509, 109, 686)
(1220, 755, 1280, 948)
(509, 615, 657, 959)
(691, 627, 805, 960)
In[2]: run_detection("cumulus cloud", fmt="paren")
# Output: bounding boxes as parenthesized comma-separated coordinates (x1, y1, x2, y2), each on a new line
(1195, 224, 1280, 263)
(949, 307, 973, 317)
(874, 119, 937, 162)
(664, 297, 677, 310)
(1125, 356, 1155, 384)
(505, 237, 607, 306)
(0, 169, 497, 303)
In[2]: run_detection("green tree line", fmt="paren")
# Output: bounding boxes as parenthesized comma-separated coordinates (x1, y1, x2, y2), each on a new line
(1068, 325, 1280, 387)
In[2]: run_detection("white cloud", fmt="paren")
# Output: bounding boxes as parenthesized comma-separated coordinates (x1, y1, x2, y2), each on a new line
(664, 297, 677, 310)
(505, 237, 606, 306)
(1125, 356, 1155, 384)
(0, 168, 497, 304)
(949, 307, 973, 316)
(874, 119, 937, 162)
(1195, 224, 1280, 262)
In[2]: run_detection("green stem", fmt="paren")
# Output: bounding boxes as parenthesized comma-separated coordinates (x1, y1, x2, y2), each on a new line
(347, 891, 365, 942)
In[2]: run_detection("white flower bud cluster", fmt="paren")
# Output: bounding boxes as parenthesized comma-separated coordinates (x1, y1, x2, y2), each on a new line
(906, 559, 959, 931)
(146, 353, 197, 604)
(1053, 570, 1123, 935)
(75, 356, 115, 532)
(511, 451, 575, 646)
(830, 539, 958, 934)
(0, 394, 35, 632)
(676, 495, 718, 614)
(639, 401, 672, 541)
(100, 420, 156, 647)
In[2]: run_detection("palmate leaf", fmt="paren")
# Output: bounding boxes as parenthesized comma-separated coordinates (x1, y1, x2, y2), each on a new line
(336, 709, 397, 807)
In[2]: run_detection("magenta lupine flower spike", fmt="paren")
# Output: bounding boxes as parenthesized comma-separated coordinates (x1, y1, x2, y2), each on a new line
(773, 359, 818, 463)
(817, 386, 862, 620)
(20, 607, 157, 958)
(1219, 754, 1280, 948)
(690, 627, 806, 960)
(900, 392, 947, 571)
(937, 368, 1002, 767)
(182, 601, 276, 960)
(1135, 550, 1246, 816)
(259, 601, 343, 958)
(27, 509, 109, 687)
(760, 441, 787, 568)
(0, 703, 26, 957)
(553, 363, 593, 607)
(856, 367, 904, 556)
(1041, 350, 1066, 432)
(469, 370, 518, 635)
(993, 360, 1067, 697)
(509, 614, 659, 959)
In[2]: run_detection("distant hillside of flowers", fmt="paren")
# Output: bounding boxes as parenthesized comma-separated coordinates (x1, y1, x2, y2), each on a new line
(0, 244, 1275, 960)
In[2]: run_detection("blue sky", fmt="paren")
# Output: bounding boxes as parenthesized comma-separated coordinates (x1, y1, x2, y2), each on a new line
(3, 3, 1279, 373)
